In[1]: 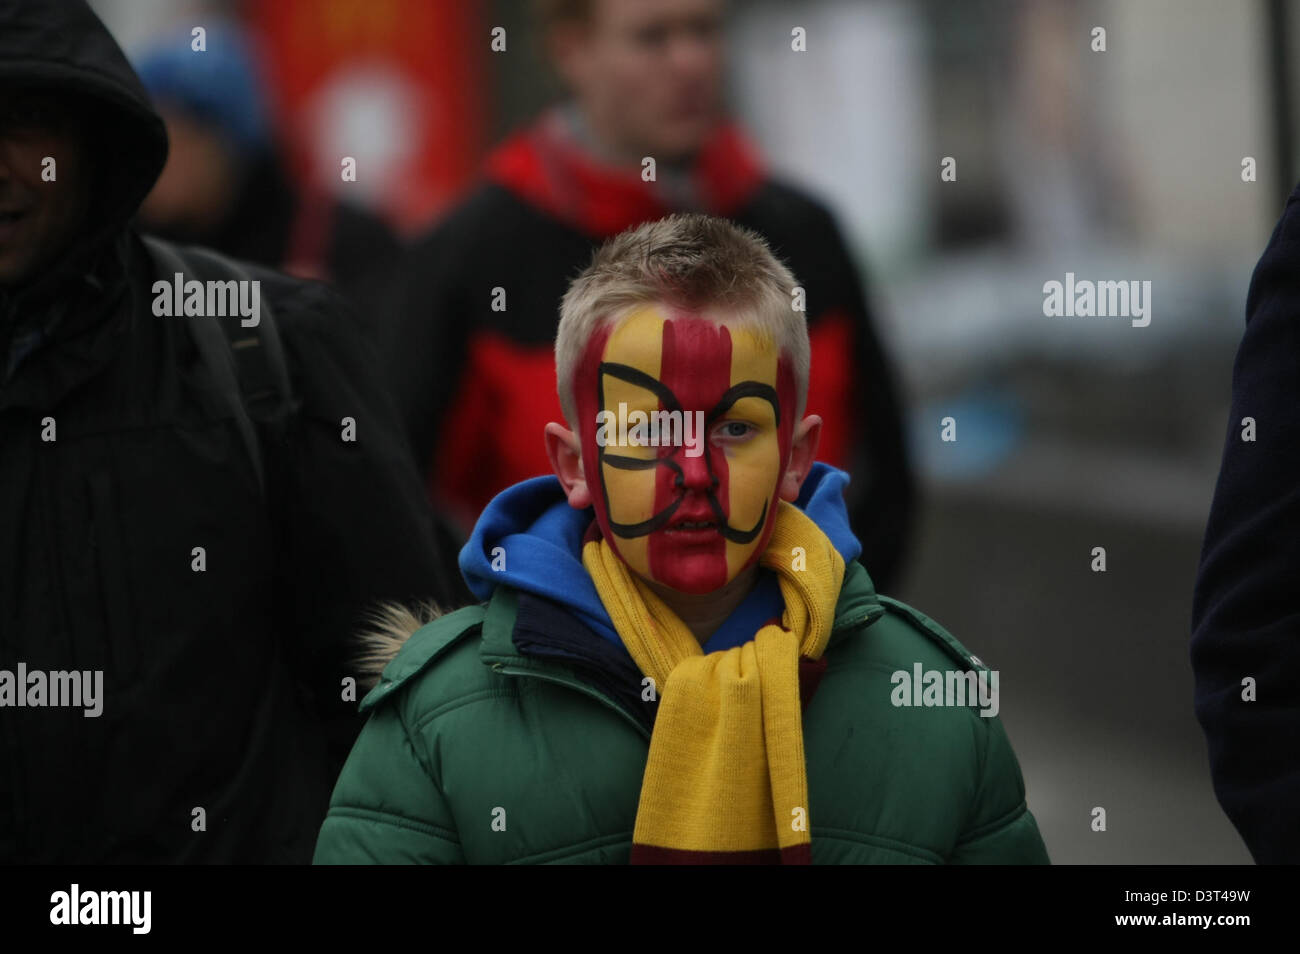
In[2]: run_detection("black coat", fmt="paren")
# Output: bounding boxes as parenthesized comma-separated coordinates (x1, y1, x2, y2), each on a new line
(0, 0, 458, 862)
(1192, 180, 1300, 864)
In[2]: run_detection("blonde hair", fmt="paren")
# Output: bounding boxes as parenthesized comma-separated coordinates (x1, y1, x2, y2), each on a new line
(555, 213, 810, 427)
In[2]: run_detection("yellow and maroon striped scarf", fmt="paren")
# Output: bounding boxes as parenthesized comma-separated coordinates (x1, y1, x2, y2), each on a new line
(582, 501, 845, 864)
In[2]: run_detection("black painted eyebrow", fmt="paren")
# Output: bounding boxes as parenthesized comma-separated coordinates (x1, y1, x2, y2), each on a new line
(598, 362, 682, 413)
(706, 382, 780, 427)
(599, 363, 779, 426)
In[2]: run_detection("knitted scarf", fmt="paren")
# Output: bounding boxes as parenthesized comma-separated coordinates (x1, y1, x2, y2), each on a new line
(582, 500, 845, 864)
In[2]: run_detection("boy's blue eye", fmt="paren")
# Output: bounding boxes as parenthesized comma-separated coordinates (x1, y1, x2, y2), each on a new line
(716, 421, 753, 440)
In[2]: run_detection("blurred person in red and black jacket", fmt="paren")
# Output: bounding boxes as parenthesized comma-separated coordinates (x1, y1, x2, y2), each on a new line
(384, 0, 916, 593)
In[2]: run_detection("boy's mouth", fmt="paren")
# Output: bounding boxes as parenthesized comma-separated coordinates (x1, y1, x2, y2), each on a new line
(666, 520, 718, 532)
(662, 520, 721, 544)
(663, 503, 723, 538)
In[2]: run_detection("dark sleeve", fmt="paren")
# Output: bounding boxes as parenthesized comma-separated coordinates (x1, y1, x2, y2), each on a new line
(1191, 183, 1300, 864)
(268, 282, 466, 761)
(821, 213, 917, 594)
(377, 228, 472, 483)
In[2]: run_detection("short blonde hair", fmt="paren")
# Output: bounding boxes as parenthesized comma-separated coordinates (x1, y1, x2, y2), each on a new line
(555, 213, 810, 427)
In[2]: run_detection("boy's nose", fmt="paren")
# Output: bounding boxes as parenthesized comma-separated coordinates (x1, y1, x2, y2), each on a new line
(675, 452, 719, 492)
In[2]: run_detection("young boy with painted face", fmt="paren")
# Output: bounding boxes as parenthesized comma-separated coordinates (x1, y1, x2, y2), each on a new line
(315, 214, 1050, 865)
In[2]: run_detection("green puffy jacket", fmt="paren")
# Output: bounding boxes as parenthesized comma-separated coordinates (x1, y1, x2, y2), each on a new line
(314, 561, 1050, 864)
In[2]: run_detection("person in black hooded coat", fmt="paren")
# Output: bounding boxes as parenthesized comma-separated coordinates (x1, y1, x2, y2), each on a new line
(1192, 181, 1300, 865)
(0, 0, 459, 863)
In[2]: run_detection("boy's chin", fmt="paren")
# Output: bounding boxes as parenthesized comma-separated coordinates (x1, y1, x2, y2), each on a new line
(633, 552, 737, 596)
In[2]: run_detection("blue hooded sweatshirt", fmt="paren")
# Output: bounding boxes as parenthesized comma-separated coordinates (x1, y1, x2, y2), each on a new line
(460, 462, 863, 656)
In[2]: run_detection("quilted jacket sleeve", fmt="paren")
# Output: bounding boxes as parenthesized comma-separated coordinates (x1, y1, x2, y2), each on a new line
(313, 700, 465, 864)
(948, 714, 1051, 864)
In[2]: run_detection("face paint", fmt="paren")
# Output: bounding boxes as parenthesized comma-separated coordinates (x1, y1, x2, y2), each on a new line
(574, 304, 796, 594)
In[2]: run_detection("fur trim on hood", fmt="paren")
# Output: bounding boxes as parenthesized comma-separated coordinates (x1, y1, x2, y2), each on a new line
(353, 601, 447, 692)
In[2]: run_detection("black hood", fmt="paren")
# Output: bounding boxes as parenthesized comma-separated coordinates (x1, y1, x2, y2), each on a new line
(0, 0, 170, 377)
(0, 0, 169, 243)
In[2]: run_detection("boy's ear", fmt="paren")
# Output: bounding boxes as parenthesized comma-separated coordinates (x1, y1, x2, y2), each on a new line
(545, 422, 594, 509)
(779, 414, 823, 502)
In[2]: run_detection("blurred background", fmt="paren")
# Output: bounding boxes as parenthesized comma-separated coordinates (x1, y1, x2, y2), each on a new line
(91, 0, 1293, 863)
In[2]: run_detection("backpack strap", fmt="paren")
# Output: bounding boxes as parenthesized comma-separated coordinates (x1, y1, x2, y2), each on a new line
(142, 236, 295, 498)
(180, 243, 294, 429)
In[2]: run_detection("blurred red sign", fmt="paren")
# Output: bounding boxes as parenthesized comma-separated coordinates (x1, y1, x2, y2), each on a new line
(248, 0, 485, 232)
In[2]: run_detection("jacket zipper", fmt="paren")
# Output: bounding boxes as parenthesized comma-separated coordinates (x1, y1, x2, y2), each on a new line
(489, 660, 652, 742)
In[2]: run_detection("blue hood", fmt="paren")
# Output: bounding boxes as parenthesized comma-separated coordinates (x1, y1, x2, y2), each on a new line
(459, 462, 862, 653)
